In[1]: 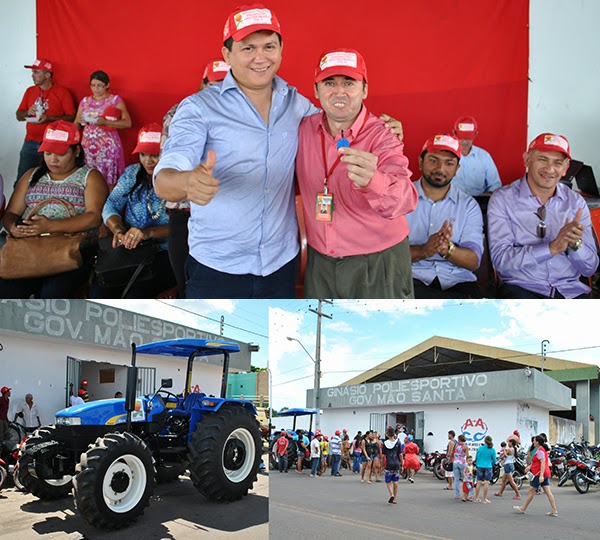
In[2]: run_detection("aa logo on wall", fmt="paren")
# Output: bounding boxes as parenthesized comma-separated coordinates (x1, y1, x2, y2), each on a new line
(461, 418, 488, 442)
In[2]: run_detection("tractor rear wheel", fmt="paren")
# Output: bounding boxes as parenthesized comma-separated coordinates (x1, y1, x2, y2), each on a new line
(17, 426, 73, 499)
(73, 432, 154, 529)
(188, 405, 261, 501)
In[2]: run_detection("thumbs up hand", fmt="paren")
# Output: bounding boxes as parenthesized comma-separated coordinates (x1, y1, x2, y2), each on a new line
(187, 150, 220, 206)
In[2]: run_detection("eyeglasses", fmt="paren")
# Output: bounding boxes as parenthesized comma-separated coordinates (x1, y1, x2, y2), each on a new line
(535, 205, 546, 238)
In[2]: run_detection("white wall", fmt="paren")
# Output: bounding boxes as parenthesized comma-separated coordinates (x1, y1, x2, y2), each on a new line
(0, 0, 36, 193)
(529, 0, 600, 178)
(1, 332, 223, 426)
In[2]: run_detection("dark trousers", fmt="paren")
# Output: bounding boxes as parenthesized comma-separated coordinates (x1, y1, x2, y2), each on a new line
(167, 209, 190, 299)
(0, 246, 96, 298)
(413, 277, 482, 299)
(17, 140, 42, 185)
(185, 255, 296, 299)
(498, 283, 590, 299)
(304, 238, 414, 299)
(278, 454, 288, 472)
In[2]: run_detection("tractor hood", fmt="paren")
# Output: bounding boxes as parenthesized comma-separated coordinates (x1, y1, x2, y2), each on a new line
(55, 396, 166, 426)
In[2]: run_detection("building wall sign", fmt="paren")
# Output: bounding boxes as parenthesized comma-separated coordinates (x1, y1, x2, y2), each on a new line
(0, 300, 250, 369)
(322, 374, 489, 407)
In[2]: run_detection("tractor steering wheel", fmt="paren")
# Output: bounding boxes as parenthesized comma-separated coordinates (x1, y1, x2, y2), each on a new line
(157, 390, 183, 408)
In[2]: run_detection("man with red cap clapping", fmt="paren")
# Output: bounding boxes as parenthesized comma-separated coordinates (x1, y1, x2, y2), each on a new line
(488, 133, 598, 298)
(406, 134, 484, 298)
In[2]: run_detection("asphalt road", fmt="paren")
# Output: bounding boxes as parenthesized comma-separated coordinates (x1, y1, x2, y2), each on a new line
(269, 466, 600, 540)
(0, 469, 268, 540)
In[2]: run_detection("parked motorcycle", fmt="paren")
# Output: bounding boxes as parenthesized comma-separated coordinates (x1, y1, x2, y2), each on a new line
(570, 455, 600, 494)
(423, 451, 446, 480)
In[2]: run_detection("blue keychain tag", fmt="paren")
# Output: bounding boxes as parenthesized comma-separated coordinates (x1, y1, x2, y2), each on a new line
(336, 138, 350, 150)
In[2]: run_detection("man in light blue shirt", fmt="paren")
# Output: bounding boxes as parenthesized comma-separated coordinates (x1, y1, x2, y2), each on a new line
(406, 134, 484, 298)
(154, 5, 317, 298)
(451, 116, 502, 196)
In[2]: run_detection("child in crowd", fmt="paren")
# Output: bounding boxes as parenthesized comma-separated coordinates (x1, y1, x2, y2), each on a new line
(462, 455, 475, 502)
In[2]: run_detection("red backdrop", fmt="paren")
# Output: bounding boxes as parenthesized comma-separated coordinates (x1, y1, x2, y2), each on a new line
(37, 0, 529, 183)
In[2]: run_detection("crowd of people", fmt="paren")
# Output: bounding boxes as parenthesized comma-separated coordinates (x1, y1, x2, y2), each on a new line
(1, 3, 597, 300)
(274, 424, 559, 516)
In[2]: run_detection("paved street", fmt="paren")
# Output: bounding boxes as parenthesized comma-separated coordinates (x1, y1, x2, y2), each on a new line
(0, 469, 268, 540)
(269, 466, 599, 540)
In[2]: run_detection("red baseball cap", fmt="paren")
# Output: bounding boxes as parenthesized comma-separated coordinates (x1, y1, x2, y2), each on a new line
(103, 106, 122, 121)
(38, 121, 81, 154)
(81, 380, 88, 386)
(1, 386, 11, 394)
(223, 4, 281, 43)
(422, 134, 462, 160)
(528, 133, 571, 159)
(133, 123, 162, 155)
(335, 430, 341, 435)
(203, 59, 231, 82)
(454, 116, 477, 141)
(315, 49, 368, 84)
(453, 116, 478, 140)
(24, 58, 53, 72)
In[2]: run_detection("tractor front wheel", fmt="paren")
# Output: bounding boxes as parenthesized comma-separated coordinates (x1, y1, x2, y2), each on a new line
(188, 405, 261, 501)
(73, 432, 154, 529)
(17, 426, 73, 499)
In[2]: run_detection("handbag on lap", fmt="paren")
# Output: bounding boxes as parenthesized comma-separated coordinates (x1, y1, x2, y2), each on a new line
(0, 198, 88, 279)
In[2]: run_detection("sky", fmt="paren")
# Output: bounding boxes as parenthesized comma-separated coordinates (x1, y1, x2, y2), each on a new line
(93, 299, 270, 370)
(269, 299, 600, 412)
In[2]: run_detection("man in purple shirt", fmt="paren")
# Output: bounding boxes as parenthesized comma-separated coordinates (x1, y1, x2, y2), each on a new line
(488, 133, 598, 298)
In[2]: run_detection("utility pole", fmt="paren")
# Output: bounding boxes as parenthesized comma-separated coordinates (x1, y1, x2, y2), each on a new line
(541, 339, 549, 373)
(309, 299, 332, 430)
(220, 316, 225, 336)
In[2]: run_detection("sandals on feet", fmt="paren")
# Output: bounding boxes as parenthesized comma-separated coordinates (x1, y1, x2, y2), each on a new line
(513, 506, 525, 514)
(388, 496, 394, 504)
(494, 493, 502, 497)
(545, 512, 558, 517)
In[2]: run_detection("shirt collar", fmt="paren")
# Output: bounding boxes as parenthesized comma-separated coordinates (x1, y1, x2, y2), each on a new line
(220, 71, 288, 96)
(519, 175, 567, 202)
(317, 105, 369, 140)
(415, 178, 458, 203)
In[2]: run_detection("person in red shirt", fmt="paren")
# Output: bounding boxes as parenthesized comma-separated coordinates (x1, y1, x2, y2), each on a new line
(0, 386, 11, 444)
(275, 430, 290, 473)
(15, 58, 76, 184)
(514, 434, 558, 516)
(296, 48, 417, 298)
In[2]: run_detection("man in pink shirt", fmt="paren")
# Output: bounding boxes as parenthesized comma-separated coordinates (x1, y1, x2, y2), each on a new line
(296, 49, 417, 298)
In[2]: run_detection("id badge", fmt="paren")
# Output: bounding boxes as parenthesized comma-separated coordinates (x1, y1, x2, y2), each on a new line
(315, 192, 334, 222)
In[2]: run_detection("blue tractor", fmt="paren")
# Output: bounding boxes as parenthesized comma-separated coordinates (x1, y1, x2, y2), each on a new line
(17, 339, 262, 529)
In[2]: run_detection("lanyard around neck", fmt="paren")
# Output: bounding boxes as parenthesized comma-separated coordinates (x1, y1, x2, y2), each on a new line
(320, 111, 369, 191)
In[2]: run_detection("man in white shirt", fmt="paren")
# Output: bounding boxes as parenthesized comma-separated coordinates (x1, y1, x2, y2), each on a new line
(70, 389, 86, 407)
(13, 393, 41, 434)
(310, 431, 323, 477)
(451, 116, 502, 196)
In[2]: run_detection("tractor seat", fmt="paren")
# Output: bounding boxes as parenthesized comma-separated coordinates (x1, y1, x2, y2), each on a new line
(166, 392, 204, 418)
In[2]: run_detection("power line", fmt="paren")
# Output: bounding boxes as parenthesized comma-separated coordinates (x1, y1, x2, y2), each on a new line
(155, 300, 268, 339)
(272, 374, 314, 387)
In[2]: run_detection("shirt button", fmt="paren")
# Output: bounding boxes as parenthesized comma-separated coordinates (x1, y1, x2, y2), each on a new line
(330, 250, 335, 255)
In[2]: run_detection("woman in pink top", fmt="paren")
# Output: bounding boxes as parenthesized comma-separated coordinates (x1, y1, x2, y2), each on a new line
(75, 70, 132, 187)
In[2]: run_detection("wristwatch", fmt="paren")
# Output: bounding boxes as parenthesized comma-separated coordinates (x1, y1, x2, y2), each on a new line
(443, 241, 456, 259)
(570, 239, 583, 251)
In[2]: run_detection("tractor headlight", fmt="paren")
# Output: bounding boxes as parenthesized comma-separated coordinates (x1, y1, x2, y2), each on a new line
(201, 399, 218, 408)
(55, 416, 82, 426)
